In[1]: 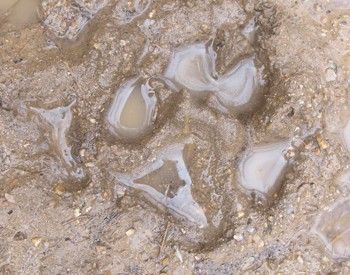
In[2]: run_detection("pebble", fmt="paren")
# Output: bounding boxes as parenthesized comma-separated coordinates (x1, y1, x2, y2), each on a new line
(86, 162, 94, 167)
(125, 228, 135, 236)
(297, 255, 304, 264)
(148, 10, 155, 18)
(120, 40, 127, 46)
(325, 67, 337, 82)
(175, 246, 183, 263)
(247, 226, 255, 234)
(115, 186, 126, 197)
(31, 237, 42, 247)
(237, 211, 245, 218)
(161, 257, 169, 266)
(322, 256, 329, 262)
(233, 234, 243, 241)
(74, 208, 81, 217)
(4, 193, 15, 203)
(316, 134, 329, 149)
(93, 43, 101, 50)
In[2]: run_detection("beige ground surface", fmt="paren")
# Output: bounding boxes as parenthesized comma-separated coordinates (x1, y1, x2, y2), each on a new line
(1, 0, 350, 274)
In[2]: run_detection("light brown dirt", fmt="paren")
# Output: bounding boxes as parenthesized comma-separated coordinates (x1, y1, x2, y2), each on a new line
(1, 0, 350, 274)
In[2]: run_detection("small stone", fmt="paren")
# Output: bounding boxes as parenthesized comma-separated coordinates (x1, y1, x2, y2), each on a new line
(125, 228, 135, 236)
(233, 234, 243, 241)
(74, 208, 81, 217)
(237, 211, 245, 218)
(325, 67, 337, 82)
(148, 10, 155, 18)
(297, 255, 304, 264)
(4, 193, 15, 204)
(93, 43, 101, 50)
(175, 246, 183, 263)
(115, 187, 126, 197)
(322, 256, 329, 262)
(316, 134, 329, 149)
(31, 237, 42, 247)
(247, 226, 255, 234)
(200, 24, 209, 33)
(86, 162, 94, 167)
(89, 118, 96, 124)
(161, 257, 169, 266)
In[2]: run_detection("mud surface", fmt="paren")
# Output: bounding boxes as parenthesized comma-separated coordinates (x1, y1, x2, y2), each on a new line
(1, 0, 350, 273)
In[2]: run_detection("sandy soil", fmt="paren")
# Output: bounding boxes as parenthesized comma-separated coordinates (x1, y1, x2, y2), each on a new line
(1, 0, 350, 274)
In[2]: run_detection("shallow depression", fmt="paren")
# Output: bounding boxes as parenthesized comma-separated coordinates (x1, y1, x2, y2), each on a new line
(113, 140, 208, 228)
(31, 100, 85, 180)
(164, 42, 265, 113)
(164, 43, 218, 95)
(239, 140, 290, 201)
(313, 198, 350, 260)
(106, 77, 157, 141)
